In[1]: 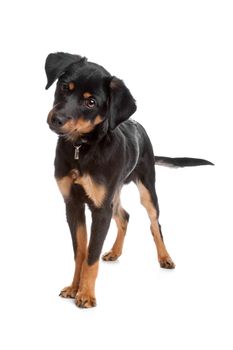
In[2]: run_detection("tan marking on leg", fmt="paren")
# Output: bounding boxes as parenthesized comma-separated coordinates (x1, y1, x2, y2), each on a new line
(60, 225, 87, 298)
(75, 260, 99, 308)
(113, 212, 128, 253)
(102, 212, 128, 261)
(73, 174, 106, 208)
(56, 176, 73, 200)
(103, 190, 128, 261)
(137, 181, 175, 269)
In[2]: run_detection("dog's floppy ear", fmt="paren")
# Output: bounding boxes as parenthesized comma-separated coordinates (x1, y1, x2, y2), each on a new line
(108, 77, 137, 130)
(45, 52, 86, 89)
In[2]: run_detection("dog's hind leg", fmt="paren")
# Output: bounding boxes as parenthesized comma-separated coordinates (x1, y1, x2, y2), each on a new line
(102, 190, 129, 261)
(136, 178, 175, 269)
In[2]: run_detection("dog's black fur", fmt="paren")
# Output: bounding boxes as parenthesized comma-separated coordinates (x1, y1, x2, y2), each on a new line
(45, 52, 213, 308)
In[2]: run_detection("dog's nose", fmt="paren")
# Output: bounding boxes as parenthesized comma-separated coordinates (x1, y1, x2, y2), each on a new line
(50, 114, 69, 128)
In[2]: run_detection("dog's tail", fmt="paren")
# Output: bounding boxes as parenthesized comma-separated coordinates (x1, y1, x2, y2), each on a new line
(154, 156, 214, 168)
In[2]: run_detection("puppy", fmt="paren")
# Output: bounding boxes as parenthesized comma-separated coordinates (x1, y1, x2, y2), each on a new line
(45, 52, 213, 308)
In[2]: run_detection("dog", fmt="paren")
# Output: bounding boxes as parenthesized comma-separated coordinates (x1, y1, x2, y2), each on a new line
(45, 52, 213, 308)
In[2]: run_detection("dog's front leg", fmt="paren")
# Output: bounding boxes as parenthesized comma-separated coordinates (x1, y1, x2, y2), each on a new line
(60, 198, 87, 299)
(76, 205, 112, 308)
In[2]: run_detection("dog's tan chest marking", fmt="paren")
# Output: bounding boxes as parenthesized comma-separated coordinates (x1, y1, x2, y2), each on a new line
(56, 170, 106, 207)
(73, 171, 106, 208)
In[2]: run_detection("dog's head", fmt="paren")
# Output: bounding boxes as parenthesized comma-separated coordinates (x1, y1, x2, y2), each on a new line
(45, 52, 136, 141)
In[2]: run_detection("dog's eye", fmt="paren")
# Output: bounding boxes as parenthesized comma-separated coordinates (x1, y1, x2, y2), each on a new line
(60, 82, 75, 92)
(60, 81, 75, 92)
(60, 83, 69, 91)
(85, 97, 96, 109)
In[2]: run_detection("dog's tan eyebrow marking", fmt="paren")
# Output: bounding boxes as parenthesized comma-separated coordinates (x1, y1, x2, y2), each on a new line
(83, 92, 92, 98)
(68, 82, 76, 91)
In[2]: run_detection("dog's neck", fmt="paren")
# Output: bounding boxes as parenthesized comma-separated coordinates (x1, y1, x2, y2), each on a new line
(72, 119, 109, 147)
(61, 119, 110, 161)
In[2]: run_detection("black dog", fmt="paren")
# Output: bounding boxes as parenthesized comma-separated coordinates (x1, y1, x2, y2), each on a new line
(45, 52, 213, 308)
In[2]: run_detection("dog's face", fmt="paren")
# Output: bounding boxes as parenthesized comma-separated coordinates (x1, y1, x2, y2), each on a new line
(45, 52, 136, 141)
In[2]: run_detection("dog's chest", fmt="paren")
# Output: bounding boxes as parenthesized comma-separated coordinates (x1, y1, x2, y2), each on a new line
(56, 169, 106, 208)
(71, 169, 106, 207)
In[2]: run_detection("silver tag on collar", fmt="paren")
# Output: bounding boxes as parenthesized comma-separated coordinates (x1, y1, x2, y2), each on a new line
(74, 145, 81, 160)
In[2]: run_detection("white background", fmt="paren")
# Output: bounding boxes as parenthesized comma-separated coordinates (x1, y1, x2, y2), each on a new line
(0, 0, 233, 349)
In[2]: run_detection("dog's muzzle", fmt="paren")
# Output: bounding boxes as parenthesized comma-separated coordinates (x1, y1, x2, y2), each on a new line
(47, 109, 71, 134)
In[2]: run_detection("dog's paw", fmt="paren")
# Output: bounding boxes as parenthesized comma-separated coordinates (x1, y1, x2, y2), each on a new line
(159, 257, 175, 269)
(102, 250, 120, 261)
(75, 291, 96, 308)
(59, 286, 78, 298)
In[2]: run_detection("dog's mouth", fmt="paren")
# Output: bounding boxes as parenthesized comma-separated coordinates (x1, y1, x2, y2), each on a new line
(65, 129, 82, 138)
(48, 118, 81, 139)
(52, 127, 82, 140)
